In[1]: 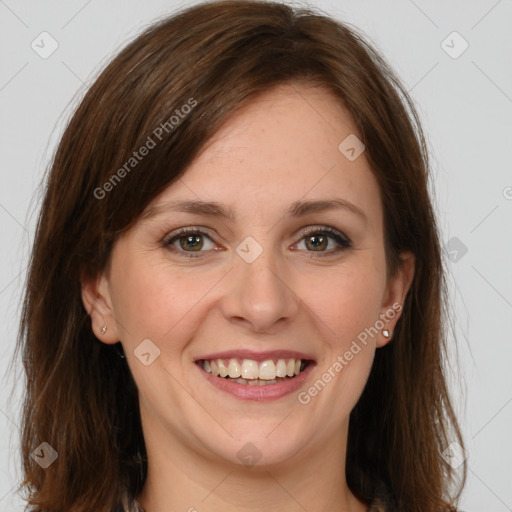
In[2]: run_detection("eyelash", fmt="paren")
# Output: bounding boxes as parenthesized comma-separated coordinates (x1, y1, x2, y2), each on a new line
(161, 226, 352, 258)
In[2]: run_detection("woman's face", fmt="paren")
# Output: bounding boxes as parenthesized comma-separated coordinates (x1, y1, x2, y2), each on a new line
(83, 82, 413, 468)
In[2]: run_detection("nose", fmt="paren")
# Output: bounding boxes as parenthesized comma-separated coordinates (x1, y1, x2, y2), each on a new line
(220, 246, 300, 333)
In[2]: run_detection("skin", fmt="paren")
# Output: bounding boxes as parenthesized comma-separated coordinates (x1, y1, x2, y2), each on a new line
(82, 82, 414, 512)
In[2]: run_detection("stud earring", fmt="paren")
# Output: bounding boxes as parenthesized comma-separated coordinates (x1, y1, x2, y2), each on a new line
(100, 326, 107, 335)
(382, 329, 391, 339)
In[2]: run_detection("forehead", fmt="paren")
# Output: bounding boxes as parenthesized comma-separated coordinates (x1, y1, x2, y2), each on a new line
(195, 82, 357, 165)
(146, 82, 382, 229)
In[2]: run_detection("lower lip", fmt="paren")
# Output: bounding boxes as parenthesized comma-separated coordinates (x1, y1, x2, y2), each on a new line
(196, 362, 315, 401)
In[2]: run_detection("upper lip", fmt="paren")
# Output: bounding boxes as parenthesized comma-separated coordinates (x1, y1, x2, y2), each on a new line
(194, 349, 316, 362)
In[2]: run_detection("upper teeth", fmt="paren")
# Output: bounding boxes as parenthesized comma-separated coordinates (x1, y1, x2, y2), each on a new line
(202, 358, 304, 380)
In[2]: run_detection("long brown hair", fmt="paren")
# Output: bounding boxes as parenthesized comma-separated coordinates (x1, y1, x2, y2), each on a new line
(12, 1, 466, 510)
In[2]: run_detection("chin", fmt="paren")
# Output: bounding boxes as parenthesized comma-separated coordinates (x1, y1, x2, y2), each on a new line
(199, 422, 311, 469)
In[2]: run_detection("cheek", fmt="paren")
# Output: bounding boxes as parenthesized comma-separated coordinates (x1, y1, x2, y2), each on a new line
(109, 258, 238, 385)
(109, 251, 217, 344)
(302, 260, 385, 345)
(294, 263, 381, 430)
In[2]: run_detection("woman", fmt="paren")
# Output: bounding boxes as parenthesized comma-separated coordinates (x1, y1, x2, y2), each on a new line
(14, 1, 466, 511)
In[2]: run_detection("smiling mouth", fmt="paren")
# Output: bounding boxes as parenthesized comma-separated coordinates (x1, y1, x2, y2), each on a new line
(198, 357, 312, 386)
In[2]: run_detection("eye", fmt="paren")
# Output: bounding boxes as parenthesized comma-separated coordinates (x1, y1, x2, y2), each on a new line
(162, 227, 218, 257)
(162, 225, 352, 258)
(293, 226, 351, 255)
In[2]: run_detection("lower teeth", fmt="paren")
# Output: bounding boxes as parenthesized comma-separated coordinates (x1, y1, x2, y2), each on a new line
(222, 376, 295, 386)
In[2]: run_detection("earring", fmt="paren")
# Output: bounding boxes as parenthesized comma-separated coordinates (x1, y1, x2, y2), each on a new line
(115, 343, 126, 359)
(383, 329, 392, 339)
(100, 326, 107, 335)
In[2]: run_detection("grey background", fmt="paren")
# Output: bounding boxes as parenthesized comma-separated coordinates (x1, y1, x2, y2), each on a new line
(1, 0, 511, 510)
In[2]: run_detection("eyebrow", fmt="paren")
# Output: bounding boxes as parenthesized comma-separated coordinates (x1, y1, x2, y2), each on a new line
(142, 198, 368, 224)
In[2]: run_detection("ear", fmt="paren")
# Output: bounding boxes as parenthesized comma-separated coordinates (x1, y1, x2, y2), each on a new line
(80, 270, 120, 345)
(376, 251, 415, 348)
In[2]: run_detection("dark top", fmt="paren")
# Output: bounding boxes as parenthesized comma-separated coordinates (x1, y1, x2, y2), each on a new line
(366, 481, 395, 511)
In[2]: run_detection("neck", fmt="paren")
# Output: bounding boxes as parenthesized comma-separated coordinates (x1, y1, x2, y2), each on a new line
(136, 414, 368, 512)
